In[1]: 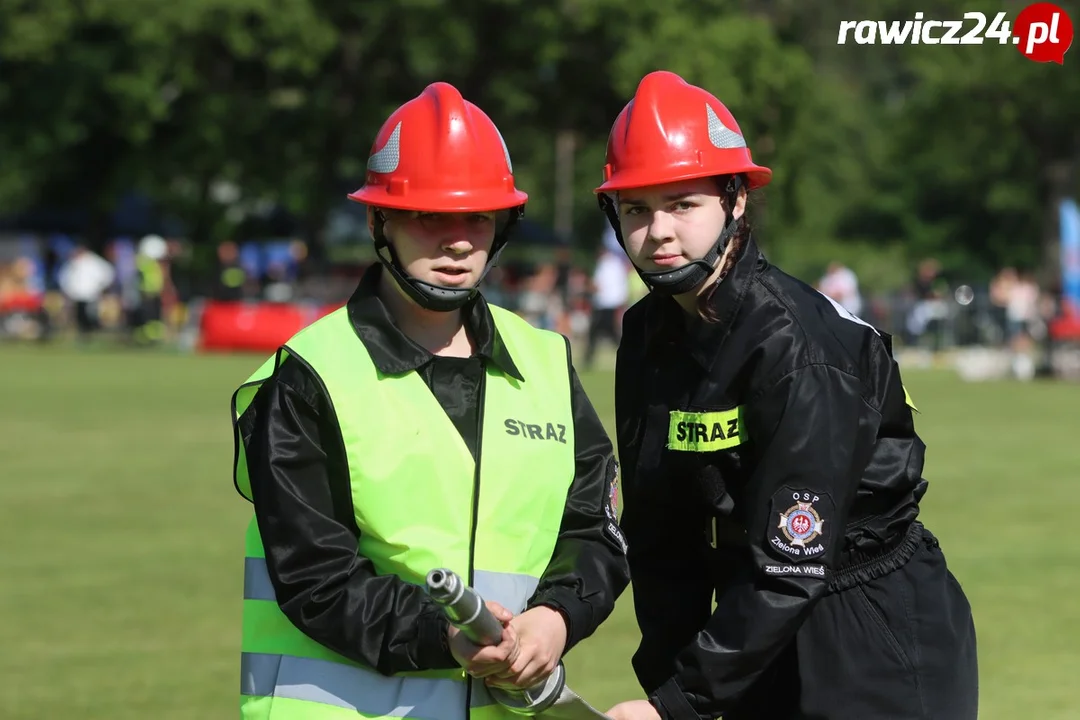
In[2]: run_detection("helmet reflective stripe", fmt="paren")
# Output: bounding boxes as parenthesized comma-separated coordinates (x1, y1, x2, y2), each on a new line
(706, 105, 747, 150)
(367, 121, 401, 174)
(495, 127, 513, 173)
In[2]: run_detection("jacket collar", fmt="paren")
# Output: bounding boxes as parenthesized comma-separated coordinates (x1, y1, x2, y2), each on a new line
(643, 234, 765, 370)
(346, 264, 523, 380)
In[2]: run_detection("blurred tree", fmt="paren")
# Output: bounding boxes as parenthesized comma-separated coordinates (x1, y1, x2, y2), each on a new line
(0, 0, 338, 247)
(778, 0, 1080, 285)
(0, 0, 1076, 286)
(892, 3, 1080, 284)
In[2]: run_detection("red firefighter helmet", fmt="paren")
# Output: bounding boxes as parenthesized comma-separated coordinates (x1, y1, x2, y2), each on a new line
(349, 82, 527, 212)
(594, 71, 772, 194)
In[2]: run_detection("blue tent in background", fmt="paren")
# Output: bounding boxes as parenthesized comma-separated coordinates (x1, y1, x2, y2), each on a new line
(512, 218, 564, 247)
(238, 242, 264, 279)
(1060, 198, 1080, 312)
(234, 239, 304, 282)
(263, 241, 299, 279)
(0, 191, 185, 238)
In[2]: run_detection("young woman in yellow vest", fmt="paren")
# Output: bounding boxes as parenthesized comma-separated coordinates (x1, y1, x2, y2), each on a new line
(231, 82, 630, 720)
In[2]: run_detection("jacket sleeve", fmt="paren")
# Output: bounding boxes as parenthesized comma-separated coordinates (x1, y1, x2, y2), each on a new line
(243, 356, 458, 675)
(527, 366, 632, 653)
(648, 364, 882, 720)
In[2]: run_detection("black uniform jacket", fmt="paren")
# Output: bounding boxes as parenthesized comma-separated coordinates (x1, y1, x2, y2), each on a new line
(615, 236, 928, 719)
(238, 264, 630, 676)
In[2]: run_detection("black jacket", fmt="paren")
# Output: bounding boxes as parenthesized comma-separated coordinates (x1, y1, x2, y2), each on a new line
(615, 237, 928, 719)
(238, 264, 629, 676)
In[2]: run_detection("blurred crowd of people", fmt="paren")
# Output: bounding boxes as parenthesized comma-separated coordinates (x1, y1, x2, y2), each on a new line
(481, 245, 647, 368)
(0, 234, 326, 346)
(3, 229, 1077, 380)
(0, 231, 648, 366)
(0, 234, 177, 346)
(815, 258, 1076, 381)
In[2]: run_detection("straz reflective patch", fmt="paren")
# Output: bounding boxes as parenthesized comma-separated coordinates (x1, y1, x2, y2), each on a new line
(667, 408, 746, 452)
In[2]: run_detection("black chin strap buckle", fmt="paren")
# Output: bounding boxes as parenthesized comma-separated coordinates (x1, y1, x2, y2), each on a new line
(598, 194, 625, 249)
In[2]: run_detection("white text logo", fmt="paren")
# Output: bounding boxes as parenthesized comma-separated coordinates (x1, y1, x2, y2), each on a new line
(837, 6, 1073, 64)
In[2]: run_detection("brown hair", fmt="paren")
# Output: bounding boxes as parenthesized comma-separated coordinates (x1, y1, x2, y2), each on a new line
(696, 183, 753, 323)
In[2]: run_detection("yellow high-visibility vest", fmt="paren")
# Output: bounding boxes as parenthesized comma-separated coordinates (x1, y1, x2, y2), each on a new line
(231, 305, 576, 720)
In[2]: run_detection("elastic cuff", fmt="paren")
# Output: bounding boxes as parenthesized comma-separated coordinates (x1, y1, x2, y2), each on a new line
(527, 587, 591, 653)
(650, 678, 698, 720)
(417, 608, 457, 669)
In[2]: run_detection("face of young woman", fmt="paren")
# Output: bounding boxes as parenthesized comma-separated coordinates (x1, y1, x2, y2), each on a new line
(380, 210, 499, 289)
(616, 177, 732, 274)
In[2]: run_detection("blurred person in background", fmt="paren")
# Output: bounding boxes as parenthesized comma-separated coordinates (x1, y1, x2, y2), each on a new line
(133, 234, 169, 344)
(1006, 270, 1042, 380)
(478, 265, 512, 309)
(906, 257, 949, 351)
(584, 245, 630, 369)
(596, 71, 977, 720)
(565, 265, 593, 347)
(230, 82, 629, 720)
(109, 239, 143, 342)
(214, 240, 248, 301)
(817, 260, 862, 317)
(58, 244, 115, 342)
(989, 266, 1017, 342)
(289, 239, 310, 280)
(161, 238, 184, 332)
(261, 260, 295, 303)
(0, 256, 42, 339)
(1036, 280, 1063, 377)
(553, 245, 575, 334)
(518, 262, 559, 330)
(38, 240, 63, 341)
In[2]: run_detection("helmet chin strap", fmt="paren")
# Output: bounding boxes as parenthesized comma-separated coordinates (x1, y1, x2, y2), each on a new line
(371, 209, 521, 312)
(597, 176, 743, 297)
(632, 215, 740, 296)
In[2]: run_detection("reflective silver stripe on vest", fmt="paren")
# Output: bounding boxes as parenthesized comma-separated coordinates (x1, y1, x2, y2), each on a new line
(244, 559, 539, 612)
(244, 557, 276, 601)
(468, 678, 504, 711)
(472, 570, 539, 614)
(242, 652, 489, 716)
(242, 565, 540, 715)
(469, 571, 540, 711)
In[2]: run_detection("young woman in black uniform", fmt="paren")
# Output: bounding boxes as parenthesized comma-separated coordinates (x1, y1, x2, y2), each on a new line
(599, 71, 978, 720)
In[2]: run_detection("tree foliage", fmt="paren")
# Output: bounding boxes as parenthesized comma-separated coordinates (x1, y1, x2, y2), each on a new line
(1, 0, 1076, 287)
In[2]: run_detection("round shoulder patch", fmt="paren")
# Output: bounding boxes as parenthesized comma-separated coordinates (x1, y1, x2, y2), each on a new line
(766, 488, 834, 564)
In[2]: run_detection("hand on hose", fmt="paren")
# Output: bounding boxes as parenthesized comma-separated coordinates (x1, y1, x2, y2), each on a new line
(448, 601, 520, 678)
(484, 605, 567, 690)
(606, 700, 662, 720)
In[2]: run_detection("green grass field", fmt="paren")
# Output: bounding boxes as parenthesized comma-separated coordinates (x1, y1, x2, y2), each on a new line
(1, 344, 1078, 719)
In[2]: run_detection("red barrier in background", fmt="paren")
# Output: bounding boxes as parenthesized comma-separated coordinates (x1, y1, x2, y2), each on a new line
(198, 297, 1080, 351)
(1049, 300, 1080, 342)
(0, 291, 43, 314)
(198, 300, 342, 353)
